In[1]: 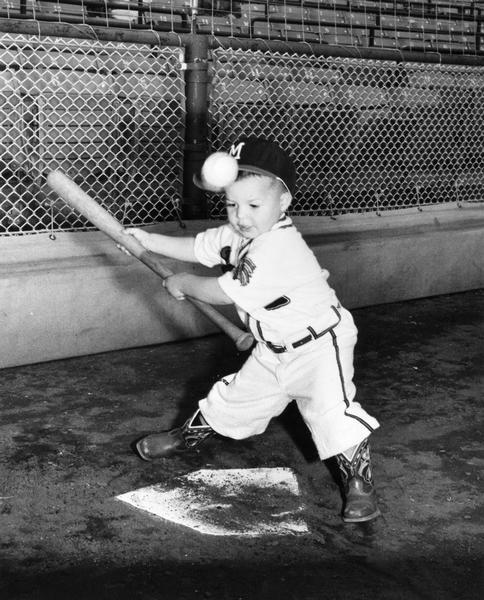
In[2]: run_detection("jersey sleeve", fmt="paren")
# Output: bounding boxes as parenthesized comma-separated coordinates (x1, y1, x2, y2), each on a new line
(193, 225, 237, 268)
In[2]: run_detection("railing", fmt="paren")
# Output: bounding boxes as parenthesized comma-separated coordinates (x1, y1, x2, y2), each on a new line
(0, 2, 482, 55)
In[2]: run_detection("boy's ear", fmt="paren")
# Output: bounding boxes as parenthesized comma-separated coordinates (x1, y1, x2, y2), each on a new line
(280, 191, 292, 212)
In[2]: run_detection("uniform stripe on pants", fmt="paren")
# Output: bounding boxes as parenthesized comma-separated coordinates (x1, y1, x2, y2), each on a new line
(329, 328, 375, 434)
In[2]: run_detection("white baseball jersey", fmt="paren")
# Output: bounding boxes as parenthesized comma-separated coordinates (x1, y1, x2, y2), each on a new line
(194, 216, 379, 459)
(194, 215, 341, 348)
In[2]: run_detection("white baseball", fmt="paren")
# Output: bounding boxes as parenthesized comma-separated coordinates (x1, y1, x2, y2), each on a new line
(201, 152, 239, 189)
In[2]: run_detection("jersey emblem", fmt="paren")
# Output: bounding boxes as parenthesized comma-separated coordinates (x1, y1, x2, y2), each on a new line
(220, 245, 234, 273)
(233, 256, 256, 286)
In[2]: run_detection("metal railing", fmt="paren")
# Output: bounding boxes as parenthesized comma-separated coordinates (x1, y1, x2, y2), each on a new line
(0, 2, 482, 55)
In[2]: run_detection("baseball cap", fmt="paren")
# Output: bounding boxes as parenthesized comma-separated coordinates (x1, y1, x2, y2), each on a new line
(194, 136, 297, 195)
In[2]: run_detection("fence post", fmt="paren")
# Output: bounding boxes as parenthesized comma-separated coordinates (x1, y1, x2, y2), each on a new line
(183, 34, 209, 220)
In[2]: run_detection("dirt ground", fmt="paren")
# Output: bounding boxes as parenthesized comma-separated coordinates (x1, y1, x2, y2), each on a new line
(0, 289, 483, 600)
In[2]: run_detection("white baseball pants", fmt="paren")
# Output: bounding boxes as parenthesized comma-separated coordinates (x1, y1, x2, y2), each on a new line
(199, 307, 380, 460)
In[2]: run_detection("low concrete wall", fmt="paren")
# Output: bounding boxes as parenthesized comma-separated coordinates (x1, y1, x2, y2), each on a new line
(1, 204, 483, 368)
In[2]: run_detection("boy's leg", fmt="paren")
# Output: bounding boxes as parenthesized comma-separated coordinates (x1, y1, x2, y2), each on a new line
(289, 308, 380, 521)
(134, 344, 289, 460)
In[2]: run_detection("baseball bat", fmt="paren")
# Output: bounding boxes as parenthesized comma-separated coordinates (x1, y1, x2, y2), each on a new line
(46, 170, 254, 352)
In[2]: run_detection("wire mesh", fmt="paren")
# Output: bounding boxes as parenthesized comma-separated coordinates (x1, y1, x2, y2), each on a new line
(207, 48, 484, 218)
(0, 32, 185, 235)
(0, 4, 483, 234)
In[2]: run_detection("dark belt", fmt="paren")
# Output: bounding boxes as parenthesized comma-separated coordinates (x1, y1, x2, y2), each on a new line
(266, 304, 341, 354)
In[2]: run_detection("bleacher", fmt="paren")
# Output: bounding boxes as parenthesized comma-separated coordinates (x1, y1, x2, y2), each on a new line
(0, 1, 482, 55)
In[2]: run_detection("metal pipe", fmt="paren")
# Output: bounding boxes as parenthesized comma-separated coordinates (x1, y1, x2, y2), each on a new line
(1, 16, 483, 66)
(209, 36, 484, 67)
(182, 34, 209, 220)
(0, 17, 191, 46)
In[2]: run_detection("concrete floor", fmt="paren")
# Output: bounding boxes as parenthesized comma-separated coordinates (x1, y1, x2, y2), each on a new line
(0, 290, 483, 600)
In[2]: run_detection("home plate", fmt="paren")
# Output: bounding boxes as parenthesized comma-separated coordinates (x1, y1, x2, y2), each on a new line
(116, 467, 308, 537)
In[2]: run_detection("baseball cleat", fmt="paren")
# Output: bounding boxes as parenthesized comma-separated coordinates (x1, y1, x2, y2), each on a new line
(134, 410, 214, 461)
(340, 477, 380, 523)
(335, 437, 380, 523)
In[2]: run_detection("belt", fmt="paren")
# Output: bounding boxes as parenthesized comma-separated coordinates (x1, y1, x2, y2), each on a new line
(266, 305, 342, 354)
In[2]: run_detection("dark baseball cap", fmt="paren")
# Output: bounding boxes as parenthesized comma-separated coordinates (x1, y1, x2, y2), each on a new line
(194, 136, 297, 195)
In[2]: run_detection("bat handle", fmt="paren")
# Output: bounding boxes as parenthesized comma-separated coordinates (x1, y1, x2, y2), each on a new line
(189, 297, 254, 352)
(235, 331, 255, 352)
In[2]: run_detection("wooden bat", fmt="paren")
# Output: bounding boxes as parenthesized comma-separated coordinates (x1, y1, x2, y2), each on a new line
(46, 170, 254, 352)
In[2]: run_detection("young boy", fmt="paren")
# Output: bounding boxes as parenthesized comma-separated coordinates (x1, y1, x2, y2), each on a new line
(124, 136, 380, 523)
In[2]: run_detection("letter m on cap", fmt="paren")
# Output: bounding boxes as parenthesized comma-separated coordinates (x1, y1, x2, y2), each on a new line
(229, 142, 245, 160)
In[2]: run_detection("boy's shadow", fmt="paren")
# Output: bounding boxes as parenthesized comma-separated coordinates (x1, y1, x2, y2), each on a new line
(278, 402, 341, 484)
(278, 401, 319, 462)
(174, 333, 247, 422)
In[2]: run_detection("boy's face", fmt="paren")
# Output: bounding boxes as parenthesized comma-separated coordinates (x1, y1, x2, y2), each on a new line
(224, 175, 291, 239)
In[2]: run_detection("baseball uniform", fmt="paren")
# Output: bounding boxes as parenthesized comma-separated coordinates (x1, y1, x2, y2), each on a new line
(194, 215, 380, 460)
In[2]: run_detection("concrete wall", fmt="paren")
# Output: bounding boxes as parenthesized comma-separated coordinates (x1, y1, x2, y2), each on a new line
(1, 204, 483, 368)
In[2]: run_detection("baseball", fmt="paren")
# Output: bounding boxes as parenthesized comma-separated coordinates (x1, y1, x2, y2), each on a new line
(201, 152, 238, 190)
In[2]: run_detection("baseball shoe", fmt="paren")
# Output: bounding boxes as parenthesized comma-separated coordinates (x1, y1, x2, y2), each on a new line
(335, 437, 380, 523)
(134, 409, 214, 461)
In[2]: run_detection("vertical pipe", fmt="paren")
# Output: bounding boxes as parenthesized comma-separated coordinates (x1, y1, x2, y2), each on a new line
(477, 6, 482, 53)
(183, 34, 209, 220)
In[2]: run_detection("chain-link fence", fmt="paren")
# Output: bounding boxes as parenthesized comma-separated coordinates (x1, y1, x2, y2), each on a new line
(0, 32, 185, 235)
(0, 24, 483, 235)
(207, 47, 484, 217)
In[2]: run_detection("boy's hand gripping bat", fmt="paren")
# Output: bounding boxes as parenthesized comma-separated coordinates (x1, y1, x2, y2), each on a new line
(46, 170, 254, 352)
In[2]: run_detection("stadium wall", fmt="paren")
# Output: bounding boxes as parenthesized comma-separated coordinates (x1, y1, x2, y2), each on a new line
(1, 204, 482, 368)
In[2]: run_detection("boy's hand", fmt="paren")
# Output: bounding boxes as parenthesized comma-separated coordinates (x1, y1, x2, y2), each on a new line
(124, 227, 151, 248)
(163, 273, 187, 301)
(117, 228, 151, 256)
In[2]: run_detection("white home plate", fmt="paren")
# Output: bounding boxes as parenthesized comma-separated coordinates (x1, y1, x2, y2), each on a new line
(116, 467, 308, 537)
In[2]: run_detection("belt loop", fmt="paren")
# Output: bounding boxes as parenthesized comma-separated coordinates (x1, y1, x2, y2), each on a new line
(267, 341, 287, 353)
